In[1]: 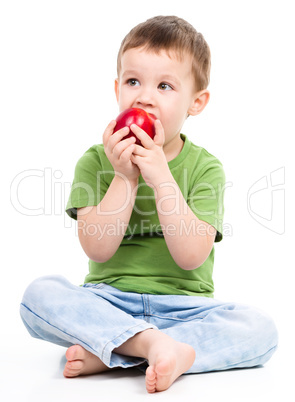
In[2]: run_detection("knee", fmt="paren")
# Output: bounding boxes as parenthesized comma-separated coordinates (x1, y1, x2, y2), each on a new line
(21, 275, 67, 310)
(266, 314, 278, 349)
(247, 307, 278, 354)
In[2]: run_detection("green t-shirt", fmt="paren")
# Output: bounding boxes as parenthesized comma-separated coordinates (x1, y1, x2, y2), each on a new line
(66, 134, 225, 297)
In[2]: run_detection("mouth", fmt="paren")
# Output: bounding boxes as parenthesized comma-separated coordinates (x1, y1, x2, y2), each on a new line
(139, 108, 158, 120)
(148, 112, 157, 120)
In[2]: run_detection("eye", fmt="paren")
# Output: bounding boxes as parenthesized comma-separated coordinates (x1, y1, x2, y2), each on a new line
(127, 78, 140, 87)
(158, 82, 173, 91)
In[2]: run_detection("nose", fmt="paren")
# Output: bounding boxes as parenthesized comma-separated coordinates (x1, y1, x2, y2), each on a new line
(134, 86, 155, 108)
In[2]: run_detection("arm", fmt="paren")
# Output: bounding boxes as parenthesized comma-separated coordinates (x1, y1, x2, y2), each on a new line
(131, 121, 216, 270)
(77, 121, 139, 263)
(153, 173, 216, 270)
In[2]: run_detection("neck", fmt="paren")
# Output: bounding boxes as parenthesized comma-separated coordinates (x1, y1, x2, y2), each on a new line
(164, 135, 184, 162)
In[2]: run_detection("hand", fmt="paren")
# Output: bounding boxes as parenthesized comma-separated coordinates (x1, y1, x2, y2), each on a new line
(130, 120, 171, 187)
(103, 120, 140, 182)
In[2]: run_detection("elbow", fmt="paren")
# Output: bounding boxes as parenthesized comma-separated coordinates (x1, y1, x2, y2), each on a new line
(80, 241, 116, 264)
(78, 229, 118, 263)
(176, 252, 210, 271)
(84, 248, 113, 264)
(177, 237, 215, 270)
(178, 261, 203, 271)
(87, 252, 111, 264)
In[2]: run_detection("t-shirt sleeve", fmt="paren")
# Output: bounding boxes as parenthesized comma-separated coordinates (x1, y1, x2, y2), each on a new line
(65, 146, 112, 220)
(187, 160, 225, 242)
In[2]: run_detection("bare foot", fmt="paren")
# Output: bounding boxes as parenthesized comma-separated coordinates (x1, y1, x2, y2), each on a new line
(114, 329, 196, 393)
(145, 339, 196, 393)
(64, 332, 196, 392)
(63, 345, 111, 378)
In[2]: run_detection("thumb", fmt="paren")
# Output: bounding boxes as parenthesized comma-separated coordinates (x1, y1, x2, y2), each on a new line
(153, 119, 165, 147)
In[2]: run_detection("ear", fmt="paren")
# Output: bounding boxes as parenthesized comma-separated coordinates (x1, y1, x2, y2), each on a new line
(188, 90, 210, 116)
(114, 78, 119, 103)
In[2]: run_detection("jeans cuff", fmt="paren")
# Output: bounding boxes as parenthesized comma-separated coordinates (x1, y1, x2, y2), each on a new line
(102, 322, 157, 368)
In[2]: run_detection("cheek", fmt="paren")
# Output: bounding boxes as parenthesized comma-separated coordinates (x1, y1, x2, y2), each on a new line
(163, 107, 187, 132)
(161, 116, 182, 140)
(117, 88, 135, 109)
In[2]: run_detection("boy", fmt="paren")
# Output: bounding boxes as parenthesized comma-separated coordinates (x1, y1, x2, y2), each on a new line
(20, 16, 278, 393)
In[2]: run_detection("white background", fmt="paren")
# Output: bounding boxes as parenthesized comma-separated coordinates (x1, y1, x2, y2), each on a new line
(1, 0, 294, 401)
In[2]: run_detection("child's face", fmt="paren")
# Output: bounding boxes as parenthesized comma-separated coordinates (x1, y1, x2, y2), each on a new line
(115, 47, 203, 149)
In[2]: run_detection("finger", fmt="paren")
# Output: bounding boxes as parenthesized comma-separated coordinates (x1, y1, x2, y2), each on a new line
(103, 120, 117, 145)
(153, 119, 165, 147)
(113, 136, 136, 159)
(130, 124, 155, 149)
(107, 126, 130, 152)
(132, 143, 148, 157)
(130, 153, 139, 166)
(120, 142, 136, 163)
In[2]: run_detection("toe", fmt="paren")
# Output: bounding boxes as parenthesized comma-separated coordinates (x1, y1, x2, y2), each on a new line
(65, 345, 77, 361)
(63, 360, 84, 378)
(146, 366, 157, 393)
(65, 345, 85, 361)
(68, 360, 84, 370)
(146, 366, 156, 381)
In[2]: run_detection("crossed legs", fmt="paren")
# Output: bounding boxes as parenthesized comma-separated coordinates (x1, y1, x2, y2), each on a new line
(63, 329, 196, 393)
(20, 276, 278, 394)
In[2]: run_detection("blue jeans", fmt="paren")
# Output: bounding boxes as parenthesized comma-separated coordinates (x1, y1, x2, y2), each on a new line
(20, 275, 278, 373)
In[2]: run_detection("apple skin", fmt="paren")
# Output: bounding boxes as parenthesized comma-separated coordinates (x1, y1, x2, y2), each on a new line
(114, 108, 156, 146)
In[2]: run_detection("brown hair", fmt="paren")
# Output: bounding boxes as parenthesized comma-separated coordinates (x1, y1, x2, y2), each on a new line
(117, 15, 211, 91)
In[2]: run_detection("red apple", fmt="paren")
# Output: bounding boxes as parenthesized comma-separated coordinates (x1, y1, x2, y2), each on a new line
(113, 108, 156, 146)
